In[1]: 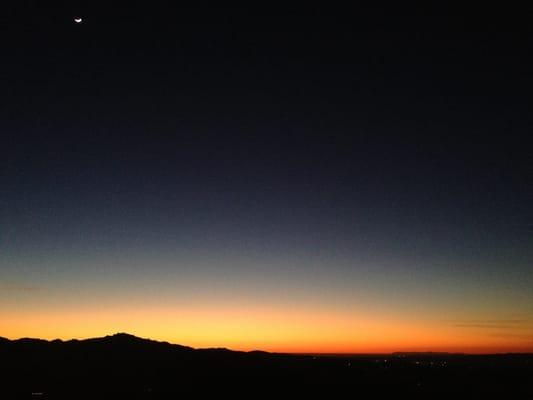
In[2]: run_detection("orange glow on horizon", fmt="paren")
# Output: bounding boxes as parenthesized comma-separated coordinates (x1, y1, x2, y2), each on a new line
(2, 303, 532, 354)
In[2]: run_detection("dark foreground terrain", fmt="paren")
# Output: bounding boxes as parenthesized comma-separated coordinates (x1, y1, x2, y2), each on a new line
(1, 333, 532, 398)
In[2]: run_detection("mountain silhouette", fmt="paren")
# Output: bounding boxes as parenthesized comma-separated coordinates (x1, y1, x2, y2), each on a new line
(1, 333, 531, 398)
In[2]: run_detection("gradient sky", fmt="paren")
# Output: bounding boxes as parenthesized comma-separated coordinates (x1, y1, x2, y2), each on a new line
(1, 3, 532, 353)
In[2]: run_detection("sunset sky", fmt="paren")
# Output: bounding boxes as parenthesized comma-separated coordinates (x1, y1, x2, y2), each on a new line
(2, 3, 532, 353)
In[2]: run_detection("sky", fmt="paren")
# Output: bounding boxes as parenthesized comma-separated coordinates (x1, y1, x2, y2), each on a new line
(1, 3, 532, 353)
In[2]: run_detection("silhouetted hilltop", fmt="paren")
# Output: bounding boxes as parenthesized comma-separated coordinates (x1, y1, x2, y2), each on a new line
(1, 333, 532, 398)
(75, 332, 194, 352)
(5, 332, 181, 348)
(3, 332, 242, 354)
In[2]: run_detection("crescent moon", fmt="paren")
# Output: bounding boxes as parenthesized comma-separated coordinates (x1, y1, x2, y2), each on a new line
(74, 18, 83, 23)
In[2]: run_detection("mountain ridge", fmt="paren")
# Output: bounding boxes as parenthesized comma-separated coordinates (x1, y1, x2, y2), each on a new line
(0, 332, 259, 353)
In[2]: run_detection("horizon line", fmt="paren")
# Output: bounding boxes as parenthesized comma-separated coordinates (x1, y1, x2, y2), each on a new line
(2, 332, 532, 356)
